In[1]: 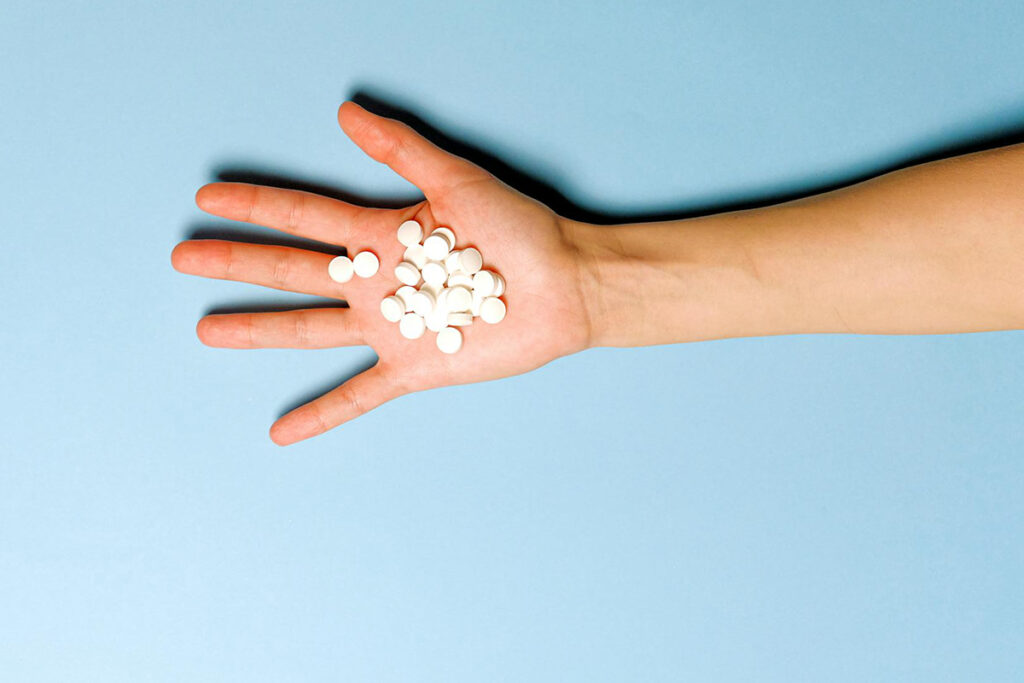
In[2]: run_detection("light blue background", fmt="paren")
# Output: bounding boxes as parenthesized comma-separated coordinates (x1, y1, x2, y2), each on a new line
(2, 1, 1022, 680)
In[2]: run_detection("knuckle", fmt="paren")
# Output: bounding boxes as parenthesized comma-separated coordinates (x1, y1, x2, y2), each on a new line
(381, 137, 402, 164)
(286, 194, 306, 231)
(293, 311, 313, 347)
(245, 314, 257, 347)
(245, 185, 261, 223)
(306, 403, 330, 436)
(270, 256, 291, 287)
(218, 242, 237, 278)
(339, 385, 366, 418)
(370, 123, 403, 165)
(383, 366, 412, 395)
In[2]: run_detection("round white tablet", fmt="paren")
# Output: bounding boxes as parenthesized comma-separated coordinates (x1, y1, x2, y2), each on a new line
(395, 285, 417, 311)
(395, 261, 420, 286)
(422, 261, 447, 287)
(352, 251, 379, 278)
(397, 219, 423, 247)
(380, 296, 404, 323)
(436, 326, 463, 354)
(425, 308, 448, 332)
(472, 270, 496, 296)
(411, 290, 435, 317)
(459, 247, 482, 274)
(447, 272, 472, 288)
(431, 227, 456, 249)
(492, 273, 506, 297)
(420, 282, 442, 299)
(399, 313, 426, 339)
(480, 296, 506, 324)
(446, 285, 472, 312)
(403, 244, 427, 269)
(435, 287, 450, 313)
(447, 312, 473, 326)
(327, 255, 354, 283)
(423, 234, 451, 261)
(444, 250, 462, 274)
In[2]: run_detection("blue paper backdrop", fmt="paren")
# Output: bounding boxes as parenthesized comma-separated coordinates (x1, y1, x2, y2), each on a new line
(1, 1, 1022, 680)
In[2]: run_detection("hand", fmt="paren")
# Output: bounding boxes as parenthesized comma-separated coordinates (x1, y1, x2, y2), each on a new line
(172, 101, 596, 446)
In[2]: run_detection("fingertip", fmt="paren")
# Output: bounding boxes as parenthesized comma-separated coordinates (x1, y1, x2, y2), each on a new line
(275, 403, 330, 446)
(194, 183, 225, 212)
(337, 100, 366, 128)
(269, 422, 290, 446)
(170, 241, 191, 272)
(269, 416, 305, 446)
(338, 101, 382, 149)
(195, 315, 217, 346)
(170, 240, 212, 274)
(194, 183, 213, 208)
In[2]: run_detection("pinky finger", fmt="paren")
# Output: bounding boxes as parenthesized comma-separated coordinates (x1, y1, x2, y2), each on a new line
(269, 363, 403, 446)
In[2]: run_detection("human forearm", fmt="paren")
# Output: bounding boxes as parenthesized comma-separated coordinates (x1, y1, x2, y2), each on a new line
(571, 143, 1024, 347)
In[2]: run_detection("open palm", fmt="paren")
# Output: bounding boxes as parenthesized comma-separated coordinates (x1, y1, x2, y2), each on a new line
(172, 102, 593, 445)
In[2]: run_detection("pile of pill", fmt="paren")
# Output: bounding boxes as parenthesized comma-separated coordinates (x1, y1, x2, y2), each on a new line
(327, 219, 506, 354)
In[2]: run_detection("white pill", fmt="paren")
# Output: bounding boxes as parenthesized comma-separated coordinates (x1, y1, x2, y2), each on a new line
(380, 295, 404, 323)
(446, 285, 472, 312)
(444, 250, 462, 274)
(436, 326, 463, 354)
(395, 261, 421, 286)
(447, 272, 472, 288)
(403, 243, 427, 269)
(397, 219, 423, 247)
(472, 270, 496, 296)
(459, 247, 482, 274)
(431, 227, 456, 249)
(411, 289, 436, 317)
(395, 285, 417, 311)
(425, 307, 448, 332)
(399, 313, 426, 339)
(435, 286, 450, 313)
(422, 261, 447, 286)
(327, 255, 354, 283)
(447, 312, 473, 326)
(492, 273, 506, 297)
(423, 234, 450, 261)
(352, 251, 379, 278)
(420, 282, 442, 300)
(480, 296, 506, 324)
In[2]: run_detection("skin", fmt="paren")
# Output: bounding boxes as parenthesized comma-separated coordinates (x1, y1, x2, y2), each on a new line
(172, 102, 1024, 446)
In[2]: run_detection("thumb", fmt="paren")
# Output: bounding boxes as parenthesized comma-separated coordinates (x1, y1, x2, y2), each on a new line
(338, 101, 489, 197)
(269, 362, 404, 445)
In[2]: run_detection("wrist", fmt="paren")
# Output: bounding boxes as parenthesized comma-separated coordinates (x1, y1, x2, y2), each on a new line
(560, 218, 644, 348)
(562, 208, 804, 348)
